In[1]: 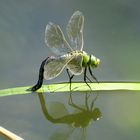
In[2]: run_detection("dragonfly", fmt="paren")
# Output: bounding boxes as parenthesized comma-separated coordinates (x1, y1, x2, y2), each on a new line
(29, 11, 100, 91)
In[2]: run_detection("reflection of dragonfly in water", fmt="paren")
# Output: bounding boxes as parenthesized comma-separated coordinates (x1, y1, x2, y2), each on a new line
(29, 11, 100, 91)
(38, 92, 102, 140)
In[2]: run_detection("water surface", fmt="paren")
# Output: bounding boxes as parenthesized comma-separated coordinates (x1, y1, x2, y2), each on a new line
(0, 91, 140, 140)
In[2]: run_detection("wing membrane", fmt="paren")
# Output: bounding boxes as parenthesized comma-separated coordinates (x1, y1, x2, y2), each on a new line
(44, 54, 74, 80)
(67, 53, 83, 75)
(44, 52, 83, 79)
(45, 22, 73, 55)
(67, 11, 84, 51)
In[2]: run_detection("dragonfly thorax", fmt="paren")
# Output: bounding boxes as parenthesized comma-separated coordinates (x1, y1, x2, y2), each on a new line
(82, 53, 100, 68)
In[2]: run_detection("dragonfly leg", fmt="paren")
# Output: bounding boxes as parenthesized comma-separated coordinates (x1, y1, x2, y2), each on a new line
(90, 94, 98, 111)
(86, 75, 93, 82)
(66, 69, 74, 91)
(88, 66, 99, 83)
(85, 93, 90, 111)
(84, 67, 92, 90)
(27, 57, 49, 91)
(68, 92, 85, 111)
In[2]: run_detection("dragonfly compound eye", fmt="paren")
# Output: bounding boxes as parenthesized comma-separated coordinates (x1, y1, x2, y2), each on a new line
(91, 55, 100, 68)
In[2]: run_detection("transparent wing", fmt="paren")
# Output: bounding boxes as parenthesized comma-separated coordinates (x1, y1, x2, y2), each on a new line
(67, 53, 83, 75)
(67, 11, 84, 51)
(44, 54, 74, 80)
(45, 22, 73, 55)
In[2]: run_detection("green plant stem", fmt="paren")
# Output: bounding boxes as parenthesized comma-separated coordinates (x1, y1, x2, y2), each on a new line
(0, 82, 140, 97)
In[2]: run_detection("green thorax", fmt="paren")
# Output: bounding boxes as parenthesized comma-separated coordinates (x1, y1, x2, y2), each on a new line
(82, 51, 100, 68)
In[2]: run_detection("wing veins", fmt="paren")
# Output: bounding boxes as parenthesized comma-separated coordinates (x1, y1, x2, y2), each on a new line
(44, 53, 79, 80)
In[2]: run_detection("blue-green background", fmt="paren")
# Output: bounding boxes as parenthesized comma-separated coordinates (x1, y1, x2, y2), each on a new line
(0, 0, 140, 140)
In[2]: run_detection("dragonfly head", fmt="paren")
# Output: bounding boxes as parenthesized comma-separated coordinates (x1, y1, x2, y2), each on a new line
(90, 55, 100, 68)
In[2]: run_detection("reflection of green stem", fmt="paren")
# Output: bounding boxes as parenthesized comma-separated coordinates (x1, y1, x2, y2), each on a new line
(0, 82, 140, 97)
